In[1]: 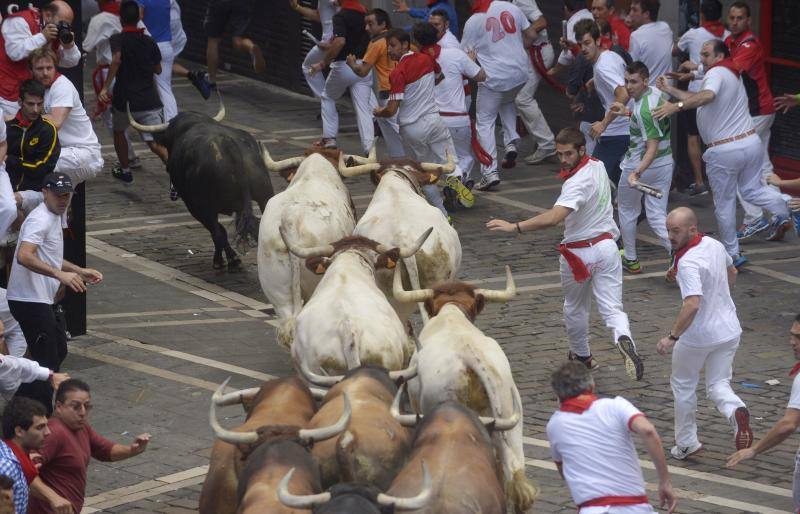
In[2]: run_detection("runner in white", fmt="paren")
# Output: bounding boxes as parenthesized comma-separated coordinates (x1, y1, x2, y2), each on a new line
(627, 0, 673, 86)
(657, 207, 753, 460)
(487, 127, 643, 381)
(291, 0, 338, 97)
(550, 0, 594, 73)
(547, 361, 676, 513)
(429, 9, 459, 49)
(617, 61, 671, 274)
(654, 40, 792, 267)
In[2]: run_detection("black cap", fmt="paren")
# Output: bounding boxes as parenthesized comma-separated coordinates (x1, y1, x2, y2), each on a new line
(42, 173, 74, 193)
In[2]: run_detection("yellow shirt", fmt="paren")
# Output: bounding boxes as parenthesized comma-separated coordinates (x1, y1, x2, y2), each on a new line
(362, 35, 395, 92)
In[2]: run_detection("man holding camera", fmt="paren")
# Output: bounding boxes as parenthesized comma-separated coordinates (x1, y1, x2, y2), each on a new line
(0, 1, 80, 118)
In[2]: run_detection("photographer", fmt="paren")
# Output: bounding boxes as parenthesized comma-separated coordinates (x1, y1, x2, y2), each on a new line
(0, 1, 80, 118)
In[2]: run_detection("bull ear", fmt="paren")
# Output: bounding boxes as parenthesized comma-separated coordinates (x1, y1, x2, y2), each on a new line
(474, 294, 485, 315)
(427, 172, 440, 184)
(305, 257, 331, 275)
(376, 248, 401, 269)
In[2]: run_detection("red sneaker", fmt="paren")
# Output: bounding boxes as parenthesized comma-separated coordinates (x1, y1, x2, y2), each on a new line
(733, 407, 754, 450)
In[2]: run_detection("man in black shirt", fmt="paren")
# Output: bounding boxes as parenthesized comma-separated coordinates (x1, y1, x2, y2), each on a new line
(308, 0, 376, 154)
(98, 0, 167, 183)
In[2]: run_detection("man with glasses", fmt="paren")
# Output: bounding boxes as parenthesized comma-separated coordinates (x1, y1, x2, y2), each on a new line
(28, 379, 151, 514)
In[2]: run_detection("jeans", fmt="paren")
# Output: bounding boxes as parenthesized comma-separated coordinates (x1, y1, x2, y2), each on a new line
(592, 135, 630, 185)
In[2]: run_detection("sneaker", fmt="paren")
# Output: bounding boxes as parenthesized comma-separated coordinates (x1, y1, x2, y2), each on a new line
(616, 335, 644, 381)
(792, 209, 800, 237)
(313, 138, 337, 150)
(732, 406, 754, 450)
(687, 183, 709, 197)
(567, 351, 599, 371)
(111, 165, 133, 183)
(733, 253, 749, 268)
(670, 443, 703, 460)
(463, 179, 475, 191)
(129, 156, 142, 169)
(170, 184, 180, 201)
(474, 172, 500, 191)
(621, 255, 642, 274)
(442, 184, 458, 212)
(736, 218, 770, 239)
(501, 143, 517, 169)
(524, 147, 556, 165)
(187, 70, 213, 100)
(445, 175, 475, 208)
(447, 215, 454, 225)
(765, 214, 791, 241)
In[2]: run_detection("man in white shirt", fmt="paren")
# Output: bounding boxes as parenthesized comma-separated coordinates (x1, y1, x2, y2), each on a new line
(656, 207, 752, 460)
(487, 127, 643, 381)
(7, 173, 103, 413)
(627, 0, 673, 86)
(547, 361, 676, 513)
(29, 48, 103, 187)
(550, 0, 594, 73)
(727, 314, 800, 513)
(0, 350, 68, 398)
(653, 40, 792, 267)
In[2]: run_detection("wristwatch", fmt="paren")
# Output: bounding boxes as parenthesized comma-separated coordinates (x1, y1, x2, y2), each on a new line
(667, 333, 680, 342)
(676, 101, 685, 111)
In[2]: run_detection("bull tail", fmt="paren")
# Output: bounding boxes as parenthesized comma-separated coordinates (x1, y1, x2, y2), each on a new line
(402, 257, 429, 325)
(233, 192, 259, 253)
(277, 253, 303, 350)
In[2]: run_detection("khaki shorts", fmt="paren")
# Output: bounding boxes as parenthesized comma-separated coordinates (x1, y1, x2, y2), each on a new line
(112, 107, 164, 142)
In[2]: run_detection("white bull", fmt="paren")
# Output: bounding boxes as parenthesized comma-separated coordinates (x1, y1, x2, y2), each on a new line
(338, 154, 461, 325)
(392, 266, 538, 514)
(257, 147, 361, 348)
(281, 228, 431, 386)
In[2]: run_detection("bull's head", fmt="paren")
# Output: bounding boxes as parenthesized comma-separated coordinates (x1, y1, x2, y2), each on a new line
(127, 91, 226, 133)
(277, 462, 432, 512)
(393, 266, 516, 320)
(261, 143, 376, 182)
(337, 149, 455, 188)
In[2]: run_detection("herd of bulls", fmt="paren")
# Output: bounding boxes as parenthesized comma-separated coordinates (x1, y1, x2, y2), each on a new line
(133, 103, 537, 513)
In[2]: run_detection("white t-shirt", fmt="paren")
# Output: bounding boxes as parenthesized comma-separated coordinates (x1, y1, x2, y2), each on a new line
(0, 17, 81, 68)
(547, 397, 648, 507)
(439, 30, 460, 49)
(45, 75, 101, 151)
(436, 47, 481, 128)
(676, 26, 729, 92)
(512, 0, 548, 46)
(696, 65, 754, 144)
(83, 12, 120, 65)
(592, 50, 630, 137)
(557, 8, 594, 67)
(629, 21, 673, 86)
(787, 372, 800, 411)
(7, 203, 64, 305)
(461, 3, 532, 92)
(555, 157, 619, 243)
(675, 236, 742, 346)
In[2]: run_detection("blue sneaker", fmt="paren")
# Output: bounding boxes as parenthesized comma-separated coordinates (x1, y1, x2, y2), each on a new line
(792, 210, 800, 237)
(188, 70, 212, 100)
(765, 215, 791, 241)
(733, 254, 749, 268)
(736, 218, 770, 239)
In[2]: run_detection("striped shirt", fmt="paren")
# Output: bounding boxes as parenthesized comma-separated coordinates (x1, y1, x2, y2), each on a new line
(622, 86, 672, 170)
(0, 441, 28, 514)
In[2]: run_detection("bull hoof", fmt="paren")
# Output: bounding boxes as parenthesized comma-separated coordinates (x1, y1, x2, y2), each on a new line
(227, 258, 243, 271)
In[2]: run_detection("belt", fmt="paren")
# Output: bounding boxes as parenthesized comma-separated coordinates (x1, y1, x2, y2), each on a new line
(707, 129, 756, 148)
(579, 495, 649, 509)
(439, 111, 468, 117)
(562, 232, 614, 249)
(558, 232, 615, 283)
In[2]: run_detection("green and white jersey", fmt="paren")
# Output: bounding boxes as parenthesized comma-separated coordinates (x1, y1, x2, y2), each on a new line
(622, 87, 672, 171)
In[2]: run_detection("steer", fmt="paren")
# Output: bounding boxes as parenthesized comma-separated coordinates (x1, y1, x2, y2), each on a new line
(129, 98, 273, 270)
(281, 228, 431, 383)
(392, 266, 539, 514)
(338, 154, 461, 325)
(257, 146, 359, 348)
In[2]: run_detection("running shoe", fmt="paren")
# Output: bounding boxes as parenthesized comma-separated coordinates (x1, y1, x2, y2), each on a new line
(567, 351, 599, 371)
(736, 218, 770, 239)
(765, 214, 791, 241)
(445, 175, 475, 208)
(524, 147, 556, 165)
(731, 407, 754, 450)
(501, 143, 517, 169)
(114, 157, 142, 170)
(670, 442, 703, 460)
(621, 255, 642, 274)
(732, 253, 749, 268)
(687, 183, 709, 197)
(170, 184, 180, 201)
(616, 335, 644, 381)
(111, 165, 133, 183)
(442, 184, 458, 212)
(187, 70, 213, 100)
(313, 138, 337, 149)
(792, 209, 800, 237)
(447, 215, 454, 225)
(475, 171, 500, 191)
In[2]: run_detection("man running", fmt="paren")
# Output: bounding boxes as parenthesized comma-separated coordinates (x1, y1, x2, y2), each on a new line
(292, 0, 338, 98)
(204, 0, 266, 86)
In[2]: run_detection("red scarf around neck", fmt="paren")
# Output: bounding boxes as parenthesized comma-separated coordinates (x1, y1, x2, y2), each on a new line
(122, 26, 145, 34)
(708, 57, 741, 78)
(14, 110, 33, 128)
(790, 363, 800, 378)
(472, 0, 491, 13)
(420, 43, 441, 60)
(701, 20, 725, 38)
(559, 393, 598, 414)
(672, 233, 704, 271)
(559, 154, 591, 181)
(3, 440, 38, 484)
(339, 0, 366, 14)
(100, 0, 121, 15)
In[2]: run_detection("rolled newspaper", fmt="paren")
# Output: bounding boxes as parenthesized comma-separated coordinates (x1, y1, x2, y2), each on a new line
(632, 181, 663, 199)
(302, 29, 321, 46)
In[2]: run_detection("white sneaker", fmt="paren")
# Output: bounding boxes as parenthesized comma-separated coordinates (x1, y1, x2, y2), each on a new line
(475, 171, 500, 191)
(670, 442, 703, 460)
(524, 147, 556, 164)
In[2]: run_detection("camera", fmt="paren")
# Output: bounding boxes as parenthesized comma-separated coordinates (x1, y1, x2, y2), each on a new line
(56, 21, 73, 45)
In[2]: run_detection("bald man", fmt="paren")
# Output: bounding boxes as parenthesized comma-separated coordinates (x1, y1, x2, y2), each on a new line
(657, 207, 752, 460)
(0, 1, 80, 117)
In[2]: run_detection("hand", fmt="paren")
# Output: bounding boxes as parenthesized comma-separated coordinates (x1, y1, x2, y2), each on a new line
(585, 78, 594, 95)
(373, 107, 384, 117)
(789, 198, 800, 211)
(98, 88, 110, 103)
(485, 219, 517, 233)
(570, 102, 585, 113)
(589, 121, 606, 139)
(130, 433, 151, 455)
(667, 71, 693, 83)
(656, 336, 675, 356)
(467, 50, 478, 62)
(79, 268, 103, 285)
(659, 480, 677, 514)
(392, 0, 409, 12)
(775, 93, 800, 114)
(628, 170, 642, 187)
(29, 451, 43, 469)
(680, 59, 699, 71)
(652, 101, 678, 121)
(766, 173, 783, 186)
(288, 0, 298, 9)
(42, 23, 59, 42)
(49, 495, 73, 514)
(49, 372, 70, 389)
(308, 61, 325, 76)
(726, 447, 755, 468)
(559, 36, 568, 50)
(56, 271, 86, 293)
(610, 101, 628, 117)
(655, 75, 671, 93)
(316, 40, 331, 50)
(346, 54, 356, 67)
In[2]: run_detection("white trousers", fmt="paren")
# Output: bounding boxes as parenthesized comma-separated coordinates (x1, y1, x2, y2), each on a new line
(671, 336, 745, 448)
(302, 45, 327, 98)
(0, 171, 18, 241)
(618, 161, 673, 260)
(377, 96, 405, 158)
(793, 450, 800, 513)
(54, 146, 104, 185)
(560, 239, 631, 357)
(447, 124, 474, 181)
(476, 83, 523, 175)
(579, 121, 597, 156)
(704, 134, 789, 257)
(739, 113, 785, 225)
(400, 112, 456, 217)
(156, 41, 178, 121)
(321, 61, 376, 154)
(515, 43, 555, 151)
(580, 505, 655, 514)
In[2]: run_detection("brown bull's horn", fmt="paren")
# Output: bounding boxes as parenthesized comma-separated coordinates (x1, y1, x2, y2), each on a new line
(277, 468, 332, 508)
(337, 151, 381, 177)
(376, 461, 432, 510)
(298, 359, 343, 387)
(419, 151, 455, 174)
(298, 392, 351, 442)
(479, 388, 521, 431)
(279, 226, 335, 259)
(390, 383, 420, 427)
(388, 362, 417, 382)
(261, 142, 305, 172)
(475, 266, 516, 303)
(375, 227, 433, 259)
(344, 143, 377, 165)
(209, 378, 258, 444)
(213, 386, 261, 407)
(127, 103, 169, 133)
(392, 265, 434, 304)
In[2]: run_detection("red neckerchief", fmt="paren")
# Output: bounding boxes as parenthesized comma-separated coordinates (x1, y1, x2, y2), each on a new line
(426, 0, 438, 6)
(600, 35, 613, 49)
(14, 110, 33, 128)
(339, 0, 366, 14)
(672, 233, 704, 271)
(701, 20, 725, 38)
(559, 154, 591, 181)
(420, 43, 441, 60)
(122, 26, 145, 34)
(559, 393, 598, 414)
(708, 57, 740, 78)
(3, 440, 38, 484)
(100, 0, 121, 15)
(472, 0, 491, 13)
(790, 363, 800, 378)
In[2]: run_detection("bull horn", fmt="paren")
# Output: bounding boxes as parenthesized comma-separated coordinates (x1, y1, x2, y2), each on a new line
(127, 103, 169, 133)
(475, 266, 516, 303)
(261, 142, 305, 172)
(309, 387, 328, 400)
(211, 90, 226, 122)
(338, 151, 381, 177)
(479, 388, 521, 431)
(298, 358, 344, 387)
(279, 226, 335, 259)
(419, 151, 455, 174)
(213, 386, 260, 407)
(388, 362, 417, 382)
(392, 265, 434, 304)
(209, 378, 258, 444)
(382, 227, 432, 258)
(390, 383, 420, 427)
(377, 461, 432, 510)
(277, 468, 332, 508)
(298, 392, 351, 442)
(344, 143, 377, 165)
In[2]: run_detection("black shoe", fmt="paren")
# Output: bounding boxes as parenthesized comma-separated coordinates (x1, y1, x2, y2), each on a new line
(111, 165, 133, 183)
(617, 335, 644, 381)
(188, 70, 213, 100)
(170, 185, 180, 201)
(568, 351, 599, 371)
